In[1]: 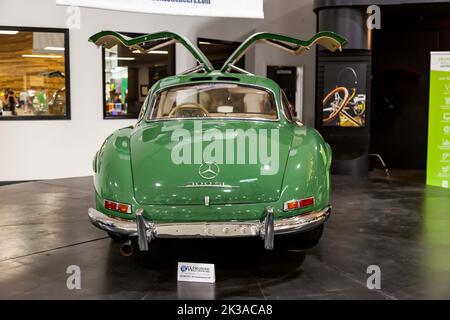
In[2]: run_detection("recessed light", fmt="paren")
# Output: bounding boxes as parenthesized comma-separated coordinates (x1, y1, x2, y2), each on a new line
(22, 54, 63, 58)
(149, 50, 168, 54)
(0, 30, 18, 35)
(132, 50, 168, 54)
(44, 46, 65, 51)
(105, 57, 135, 61)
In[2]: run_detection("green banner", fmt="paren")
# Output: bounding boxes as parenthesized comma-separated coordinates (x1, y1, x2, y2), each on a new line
(427, 52, 450, 188)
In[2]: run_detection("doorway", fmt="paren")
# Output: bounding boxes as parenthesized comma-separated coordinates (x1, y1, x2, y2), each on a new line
(266, 65, 303, 119)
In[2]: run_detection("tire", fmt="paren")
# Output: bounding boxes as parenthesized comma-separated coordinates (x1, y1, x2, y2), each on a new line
(278, 224, 324, 250)
(107, 232, 128, 242)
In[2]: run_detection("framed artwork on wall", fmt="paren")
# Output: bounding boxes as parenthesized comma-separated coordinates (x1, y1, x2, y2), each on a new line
(140, 85, 149, 97)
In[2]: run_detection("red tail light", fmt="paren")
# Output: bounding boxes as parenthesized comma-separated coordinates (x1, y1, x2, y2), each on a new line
(104, 199, 131, 214)
(283, 196, 314, 211)
(299, 196, 314, 208)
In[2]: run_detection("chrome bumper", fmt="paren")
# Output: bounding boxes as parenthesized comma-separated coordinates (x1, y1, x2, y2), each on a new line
(88, 206, 331, 250)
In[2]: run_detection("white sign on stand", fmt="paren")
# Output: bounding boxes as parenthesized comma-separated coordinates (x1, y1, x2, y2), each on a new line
(177, 262, 216, 283)
(56, 0, 264, 19)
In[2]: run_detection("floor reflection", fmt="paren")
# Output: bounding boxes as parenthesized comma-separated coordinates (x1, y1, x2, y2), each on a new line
(1, 175, 450, 299)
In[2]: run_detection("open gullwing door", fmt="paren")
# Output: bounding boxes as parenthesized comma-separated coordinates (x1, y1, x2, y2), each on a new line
(89, 30, 214, 73)
(220, 31, 347, 73)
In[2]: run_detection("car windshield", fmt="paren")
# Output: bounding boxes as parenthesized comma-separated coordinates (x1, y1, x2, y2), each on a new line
(148, 83, 277, 120)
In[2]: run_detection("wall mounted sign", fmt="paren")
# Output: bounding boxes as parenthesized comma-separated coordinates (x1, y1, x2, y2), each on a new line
(56, 0, 264, 19)
(427, 52, 450, 188)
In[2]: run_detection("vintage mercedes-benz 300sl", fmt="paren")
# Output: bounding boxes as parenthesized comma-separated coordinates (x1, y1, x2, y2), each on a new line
(87, 31, 346, 255)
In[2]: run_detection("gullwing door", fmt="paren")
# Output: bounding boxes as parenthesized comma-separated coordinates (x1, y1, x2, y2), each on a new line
(220, 31, 347, 73)
(89, 30, 214, 73)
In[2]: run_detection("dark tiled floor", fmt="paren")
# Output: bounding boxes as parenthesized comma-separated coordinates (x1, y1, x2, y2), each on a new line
(0, 175, 449, 299)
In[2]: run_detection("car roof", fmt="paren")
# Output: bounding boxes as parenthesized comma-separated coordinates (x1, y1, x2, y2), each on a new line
(151, 71, 282, 95)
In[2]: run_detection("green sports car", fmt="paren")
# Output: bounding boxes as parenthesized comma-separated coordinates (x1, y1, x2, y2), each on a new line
(87, 30, 346, 255)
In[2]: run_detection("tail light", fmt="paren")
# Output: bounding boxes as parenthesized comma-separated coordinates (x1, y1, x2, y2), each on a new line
(104, 199, 132, 214)
(283, 200, 299, 211)
(299, 197, 314, 208)
(283, 196, 314, 211)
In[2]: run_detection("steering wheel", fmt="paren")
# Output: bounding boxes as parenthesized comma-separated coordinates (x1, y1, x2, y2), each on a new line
(322, 87, 350, 124)
(168, 102, 210, 118)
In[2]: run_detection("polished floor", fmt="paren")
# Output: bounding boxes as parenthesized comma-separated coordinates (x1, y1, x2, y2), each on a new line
(0, 175, 450, 299)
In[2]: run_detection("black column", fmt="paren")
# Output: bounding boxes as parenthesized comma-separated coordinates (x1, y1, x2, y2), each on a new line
(315, 6, 372, 177)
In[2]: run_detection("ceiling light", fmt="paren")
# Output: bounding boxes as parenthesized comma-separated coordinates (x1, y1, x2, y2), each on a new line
(105, 57, 135, 61)
(149, 50, 168, 54)
(22, 54, 62, 59)
(132, 50, 168, 54)
(199, 41, 213, 45)
(0, 30, 18, 35)
(44, 46, 65, 51)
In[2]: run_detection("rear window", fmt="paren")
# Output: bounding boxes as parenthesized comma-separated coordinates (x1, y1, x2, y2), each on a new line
(148, 83, 277, 120)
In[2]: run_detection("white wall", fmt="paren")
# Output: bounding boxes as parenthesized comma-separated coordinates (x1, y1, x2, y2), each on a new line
(0, 0, 315, 181)
(254, 0, 317, 125)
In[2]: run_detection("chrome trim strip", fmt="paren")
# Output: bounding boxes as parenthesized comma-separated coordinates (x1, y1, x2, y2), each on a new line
(177, 184, 240, 188)
(88, 208, 137, 236)
(274, 206, 330, 235)
(88, 206, 331, 239)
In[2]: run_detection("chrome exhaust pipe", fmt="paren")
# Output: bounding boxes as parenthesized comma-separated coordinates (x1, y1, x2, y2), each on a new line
(120, 239, 134, 256)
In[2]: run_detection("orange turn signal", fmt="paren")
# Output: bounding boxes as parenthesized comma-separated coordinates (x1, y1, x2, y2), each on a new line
(283, 200, 299, 211)
(118, 203, 131, 213)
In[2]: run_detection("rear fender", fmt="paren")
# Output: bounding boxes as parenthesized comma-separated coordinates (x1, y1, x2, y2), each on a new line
(93, 127, 136, 217)
(279, 127, 331, 217)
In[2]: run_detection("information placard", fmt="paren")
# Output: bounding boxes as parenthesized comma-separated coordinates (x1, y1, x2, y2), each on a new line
(177, 262, 216, 283)
(427, 52, 450, 188)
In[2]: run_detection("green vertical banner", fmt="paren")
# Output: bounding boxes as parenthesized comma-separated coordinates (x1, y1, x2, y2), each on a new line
(427, 52, 450, 188)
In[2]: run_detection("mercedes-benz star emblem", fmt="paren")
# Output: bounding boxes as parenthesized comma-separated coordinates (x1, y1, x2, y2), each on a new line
(198, 163, 220, 180)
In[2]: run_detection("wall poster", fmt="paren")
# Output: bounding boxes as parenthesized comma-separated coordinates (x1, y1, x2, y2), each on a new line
(321, 62, 367, 127)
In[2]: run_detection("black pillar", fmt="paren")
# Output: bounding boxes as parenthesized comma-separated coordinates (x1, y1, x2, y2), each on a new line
(315, 5, 372, 178)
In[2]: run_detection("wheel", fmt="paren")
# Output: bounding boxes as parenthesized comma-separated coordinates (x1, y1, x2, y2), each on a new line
(277, 224, 324, 250)
(107, 232, 128, 242)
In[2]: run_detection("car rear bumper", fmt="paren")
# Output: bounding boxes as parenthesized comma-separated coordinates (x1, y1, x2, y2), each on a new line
(88, 205, 331, 239)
